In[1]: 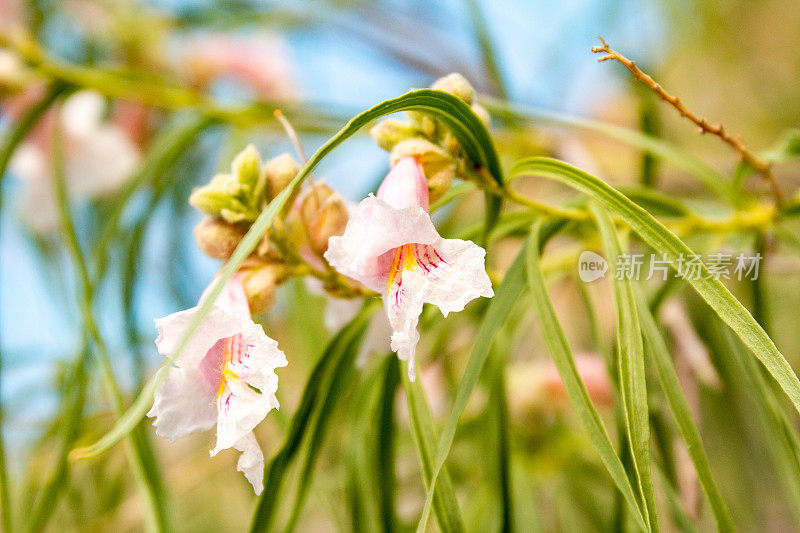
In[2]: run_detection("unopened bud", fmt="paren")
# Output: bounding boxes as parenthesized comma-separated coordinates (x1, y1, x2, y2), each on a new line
(471, 103, 491, 127)
(370, 119, 419, 151)
(299, 182, 335, 224)
(231, 144, 262, 191)
(194, 217, 247, 259)
(237, 259, 288, 314)
(189, 174, 256, 223)
(308, 195, 349, 255)
(432, 73, 474, 105)
(406, 111, 438, 139)
(264, 153, 300, 199)
(390, 139, 456, 203)
(299, 182, 349, 254)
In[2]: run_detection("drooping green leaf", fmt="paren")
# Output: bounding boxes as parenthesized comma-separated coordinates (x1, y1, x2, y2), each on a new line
(402, 361, 465, 533)
(525, 221, 648, 532)
(415, 243, 529, 532)
(507, 157, 800, 418)
(248, 302, 375, 532)
(591, 204, 658, 532)
(634, 289, 735, 532)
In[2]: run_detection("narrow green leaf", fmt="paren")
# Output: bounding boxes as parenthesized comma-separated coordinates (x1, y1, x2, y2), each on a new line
(634, 290, 735, 532)
(0, 81, 67, 533)
(402, 361, 465, 533)
(591, 204, 658, 532)
(525, 221, 648, 532)
(508, 157, 800, 418)
(248, 303, 375, 532)
(710, 319, 800, 522)
(52, 120, 169, 532)
(488, 355, 513, 532)
(375, 357, 400, 530)
(416, 243, 529, 532)
(71, 88, 502, 460)
(281, 313, 373, 530)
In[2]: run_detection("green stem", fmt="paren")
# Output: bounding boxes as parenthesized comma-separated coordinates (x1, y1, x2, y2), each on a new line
(0, 33, 348, 132)
(0, 82, 67, 533)
(51, 121, 168, 533)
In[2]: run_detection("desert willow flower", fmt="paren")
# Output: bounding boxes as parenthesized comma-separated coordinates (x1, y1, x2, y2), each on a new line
(148, 276, 287, 494)
(8, 90, 141, 233)
(325, 156, 493, 380)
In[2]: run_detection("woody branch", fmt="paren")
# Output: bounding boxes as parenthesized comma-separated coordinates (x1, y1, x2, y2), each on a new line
(591, 36, 782, 205)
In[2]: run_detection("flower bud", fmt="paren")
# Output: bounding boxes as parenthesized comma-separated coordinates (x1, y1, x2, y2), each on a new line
(389, 139, 456, 203)
(406, 111, 438, 139)
(300, 182, 349, 255)
(264, 153, 300, 199)
(236, 258, 288, 314)
(189, 173, 256, 223)
(194, 217, 247, 259)
(231, 144, 262, 191)
(431, 73, 474, 105)
(471, 102, 491, 126)
(370, 119, 419, 152)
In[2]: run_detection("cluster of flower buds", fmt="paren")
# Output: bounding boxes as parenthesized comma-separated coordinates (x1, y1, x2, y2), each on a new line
(369, 73, 491, 203)
(189, 144, 351, 313)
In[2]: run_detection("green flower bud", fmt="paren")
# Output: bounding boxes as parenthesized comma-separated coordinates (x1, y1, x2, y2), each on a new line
(231, 144, 262, 191)
(370, 119, 419, 152)
(193, 217, 247, 259)
(264, 153, 300, 199)
(390, 139, 456, 203)
(189, 173, 258, 223)
(406, 111, 438, 139)
(431, 73, 474, 105)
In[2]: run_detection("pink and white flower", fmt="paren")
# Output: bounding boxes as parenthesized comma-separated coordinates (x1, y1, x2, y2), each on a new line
(147, 276, 287, 494)
(8, 90, 142, 233)
(324, 157, 493, 380)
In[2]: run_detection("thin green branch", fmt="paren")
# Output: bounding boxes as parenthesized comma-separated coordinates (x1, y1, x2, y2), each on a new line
(51, 121, 169, 533)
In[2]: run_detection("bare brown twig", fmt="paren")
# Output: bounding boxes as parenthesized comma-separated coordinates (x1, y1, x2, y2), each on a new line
(591, 36, 782, 205)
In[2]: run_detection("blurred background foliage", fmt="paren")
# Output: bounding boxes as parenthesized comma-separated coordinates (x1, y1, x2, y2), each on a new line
(1, 0, 800, 531)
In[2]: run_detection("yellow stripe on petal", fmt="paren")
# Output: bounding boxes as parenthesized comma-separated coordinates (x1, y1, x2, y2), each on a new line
(387, 244, 418, 295)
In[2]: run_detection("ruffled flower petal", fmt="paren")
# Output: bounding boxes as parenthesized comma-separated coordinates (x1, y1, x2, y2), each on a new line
(147, 365, 218, 441)
(232, 432, 265, 495)
(416, 238, 494, 317)
(324, 196, 439, 292)
(213, 375, 276, 453)
(326, 157, 492, 380)
(153, 305, 240, 368)
(386, 267, 426, 380)
(231, 320, 288, 394)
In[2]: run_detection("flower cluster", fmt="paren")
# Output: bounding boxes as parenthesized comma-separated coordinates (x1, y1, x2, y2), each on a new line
(149, 73, 494, 493)
(370, 72, 491, 203)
